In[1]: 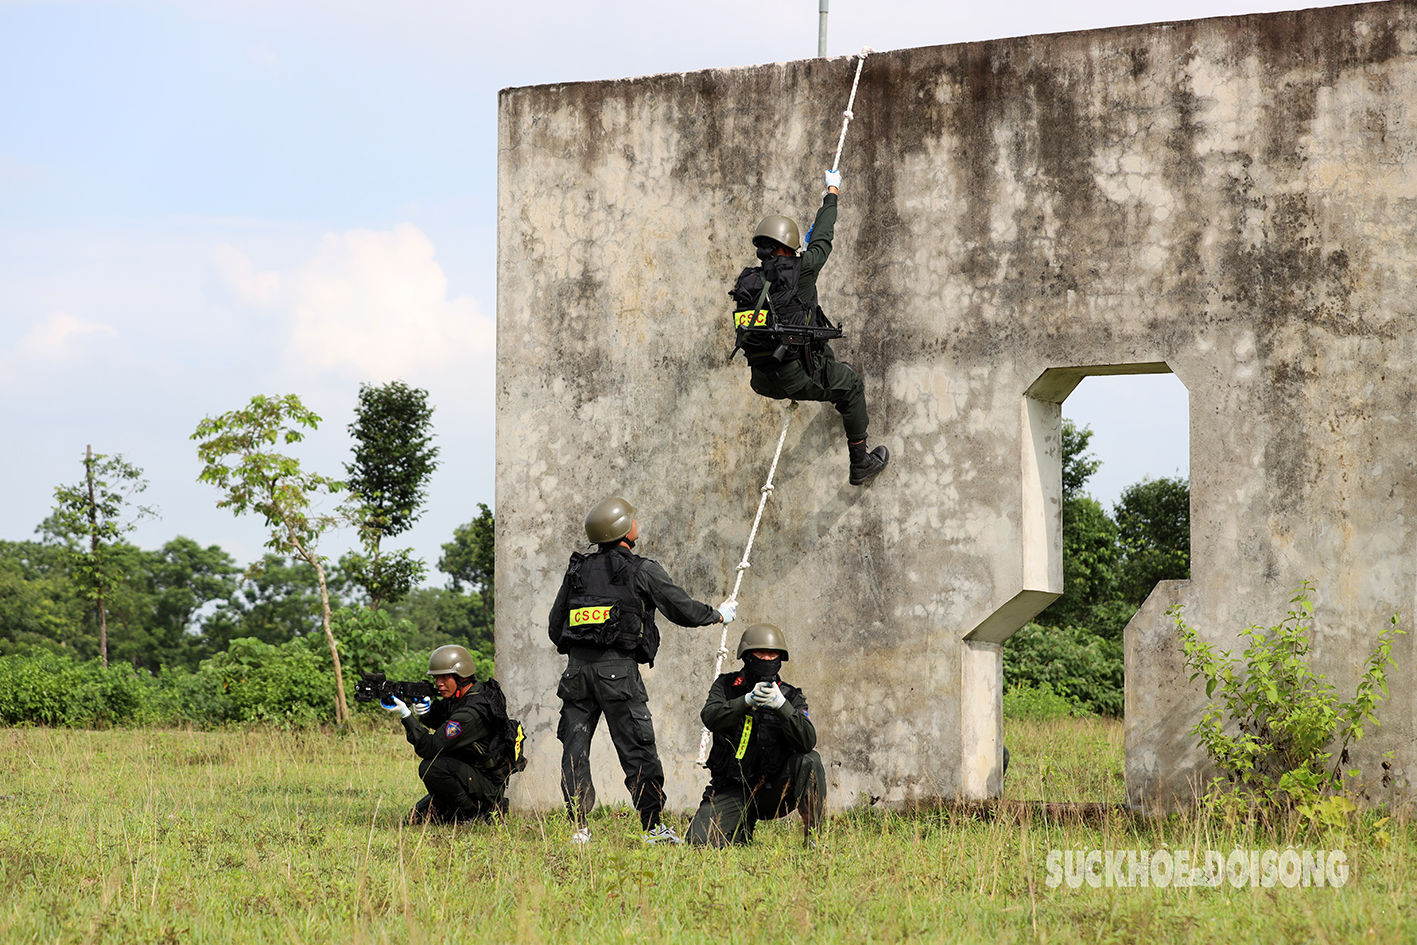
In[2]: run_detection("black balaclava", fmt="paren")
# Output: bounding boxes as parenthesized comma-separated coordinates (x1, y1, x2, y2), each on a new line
(745, 654, 782, 682)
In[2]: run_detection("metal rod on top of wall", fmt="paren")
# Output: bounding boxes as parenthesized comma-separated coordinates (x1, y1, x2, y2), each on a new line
(818, 0, 828, 57)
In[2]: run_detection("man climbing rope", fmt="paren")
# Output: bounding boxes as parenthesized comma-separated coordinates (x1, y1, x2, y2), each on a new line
(548, 496, 737, 845)
(730, 169, 889, 485)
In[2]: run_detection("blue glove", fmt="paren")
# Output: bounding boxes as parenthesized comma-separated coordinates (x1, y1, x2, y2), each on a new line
(412, 697, 433, 717)
(381, 696, 411, 719)
(825, 168, 842, 189)
(718, 600, 737, 624)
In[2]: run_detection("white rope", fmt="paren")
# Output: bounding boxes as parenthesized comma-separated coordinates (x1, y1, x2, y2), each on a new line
(696, 401, 797, 764)
(696, 51, 875, 765)
(830, 47, 873, 172)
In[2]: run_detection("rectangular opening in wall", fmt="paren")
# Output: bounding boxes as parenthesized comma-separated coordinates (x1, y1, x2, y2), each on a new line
(1005, 369, 1189, 803)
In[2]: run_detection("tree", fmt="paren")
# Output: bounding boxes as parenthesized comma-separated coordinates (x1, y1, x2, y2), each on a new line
(199, 554, 345, 653)
(342, 381, 440, 610)
(1036, 421, 1122, 633)
(192, 394, 352, 724)
(1115, 475, 1191, 605)
(0, 539, 86, 656)
(1060, 418, 1101, 504)
(39, 448, 155, 667)
(438, 503, 494, 640)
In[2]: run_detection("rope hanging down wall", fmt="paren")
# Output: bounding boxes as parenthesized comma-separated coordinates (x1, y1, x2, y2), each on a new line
(696, 47, 873, 766)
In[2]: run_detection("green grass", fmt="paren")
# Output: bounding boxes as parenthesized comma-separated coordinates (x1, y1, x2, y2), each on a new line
(0, 720, 1412, 943)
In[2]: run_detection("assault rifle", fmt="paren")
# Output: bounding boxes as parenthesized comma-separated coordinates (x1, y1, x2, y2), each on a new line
(354, 672, 436, 705)
(771, 321, 844, 361)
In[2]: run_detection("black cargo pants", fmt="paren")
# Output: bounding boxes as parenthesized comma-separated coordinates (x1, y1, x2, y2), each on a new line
(686, 750, 826, 847)
(749, 342, 868, 440)
(557, 649, 664, 826)
(411, 755, 506, 824)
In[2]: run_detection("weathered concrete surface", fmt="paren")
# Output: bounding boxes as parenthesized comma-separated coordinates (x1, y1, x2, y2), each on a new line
(497, 2, 1417, 813)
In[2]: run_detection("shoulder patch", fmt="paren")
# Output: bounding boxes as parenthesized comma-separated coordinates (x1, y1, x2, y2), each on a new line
(444, 720, 462, 738)
(733, 676, 744, 687)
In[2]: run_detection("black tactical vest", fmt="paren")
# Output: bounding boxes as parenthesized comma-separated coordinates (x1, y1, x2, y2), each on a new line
(555, 547, 661, 665)
(729, 255, 821, 365)
(705, 670, 805, 787)
(459, 678, 526, 780)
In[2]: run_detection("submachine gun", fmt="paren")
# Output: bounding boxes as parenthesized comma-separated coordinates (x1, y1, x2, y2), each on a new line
(354, 672, 436, 705)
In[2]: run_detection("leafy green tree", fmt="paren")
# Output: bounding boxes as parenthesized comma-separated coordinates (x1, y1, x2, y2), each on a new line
(0, 540, 86, 656)
(385, 586, 493, 657)
(192, 394, 352, 724)
(1115, 476, 1190, 606)
(437, 503, 494, 639)
(146, 538, 240, 648)
(39, 448, 155, 667)
(1060, 418, 1101, 503)
(341, 381, 439, 610)
(199, 555, 346, 653)
(1036, 421, 1123, 633)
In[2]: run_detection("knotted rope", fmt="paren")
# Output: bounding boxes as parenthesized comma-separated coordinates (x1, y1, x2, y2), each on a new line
(696, 49, 874, 765)
(830, 47, 873, 173)
(696, 401, 797, 764)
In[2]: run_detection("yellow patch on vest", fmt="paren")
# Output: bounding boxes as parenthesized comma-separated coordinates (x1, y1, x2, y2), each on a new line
(569, 605, 615, 626)
(734, 309, 769, 328)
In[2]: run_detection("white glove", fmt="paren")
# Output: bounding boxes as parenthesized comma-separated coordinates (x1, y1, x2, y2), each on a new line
(825, 168, 842, 189)
(381, 696, 411, 719)
(412, 696, 433, 717)
(760, 682, 786, 710)
(744, 691, 758, 708)
(718, 600, 737, 624)
(749, 682, 775, 707)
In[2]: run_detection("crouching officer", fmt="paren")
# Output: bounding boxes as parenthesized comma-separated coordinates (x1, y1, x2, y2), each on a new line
(688, 623, 825, 848)
(550, 495, 736, 845)
(381, 644, 515, 825)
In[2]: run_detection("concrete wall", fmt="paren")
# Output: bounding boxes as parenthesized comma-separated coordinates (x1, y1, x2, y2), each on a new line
(496, 1, 1417, 813)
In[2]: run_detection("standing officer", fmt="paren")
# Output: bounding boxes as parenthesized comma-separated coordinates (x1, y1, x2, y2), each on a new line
(549, 495, 737, 845)
(687, 623, 825, 848)
(381, 644, 517, 825)
(729, 168, 889, 485)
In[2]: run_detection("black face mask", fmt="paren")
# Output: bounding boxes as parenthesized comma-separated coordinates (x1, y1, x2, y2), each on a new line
(745, 655, 782, 681)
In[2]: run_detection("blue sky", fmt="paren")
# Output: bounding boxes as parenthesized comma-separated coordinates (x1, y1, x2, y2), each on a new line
(0, 0, 1296, 574)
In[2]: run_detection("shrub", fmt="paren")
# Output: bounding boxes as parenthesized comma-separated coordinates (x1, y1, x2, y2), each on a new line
(1004, 623, 1123, 716)
(196, 637, 335, 726)
(1175, 582, 1404, 812)
(1003, 681, 1087, 720)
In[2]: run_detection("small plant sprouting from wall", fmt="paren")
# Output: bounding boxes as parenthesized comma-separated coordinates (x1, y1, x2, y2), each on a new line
(1174, 581, 1405, 819)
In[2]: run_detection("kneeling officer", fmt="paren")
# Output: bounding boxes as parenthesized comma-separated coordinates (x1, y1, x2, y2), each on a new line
(688, 623, 825, 848)
(382, 644, 516, 825)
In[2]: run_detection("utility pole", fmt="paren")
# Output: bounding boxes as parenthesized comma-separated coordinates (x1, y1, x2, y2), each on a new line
(818, 0, 828, 57)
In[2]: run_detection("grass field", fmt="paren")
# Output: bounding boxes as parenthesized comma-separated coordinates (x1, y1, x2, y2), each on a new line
(1, 717, 1411, 944)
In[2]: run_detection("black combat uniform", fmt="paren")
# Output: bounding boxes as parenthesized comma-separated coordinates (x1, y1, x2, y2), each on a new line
(401, 681, 508, 824)
(739, 192, 869, 440)
(687, 668, 826, 846)
(549, 544, 721, 829)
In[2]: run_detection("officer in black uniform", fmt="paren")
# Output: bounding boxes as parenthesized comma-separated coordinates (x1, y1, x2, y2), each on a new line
(549, 495, 736, 845)
(730, 168, 889, 486)
(381, 644, 514, 825)
(688, 623, 825, 848)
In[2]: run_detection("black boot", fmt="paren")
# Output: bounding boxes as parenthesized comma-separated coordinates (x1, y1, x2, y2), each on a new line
(848, 439, 889, 486)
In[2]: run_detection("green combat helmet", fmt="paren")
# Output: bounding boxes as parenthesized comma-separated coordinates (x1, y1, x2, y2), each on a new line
(427, 644, 477, 679)
(752, 214, 801, 254)
(736, 623, 790, 661)
(585, 496, 635, 544)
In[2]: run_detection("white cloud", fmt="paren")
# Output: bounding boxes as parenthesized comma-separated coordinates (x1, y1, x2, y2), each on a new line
(212, 242, 281, 306)
(280, 223, 493, 380)
(13, 312, 120, 361)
